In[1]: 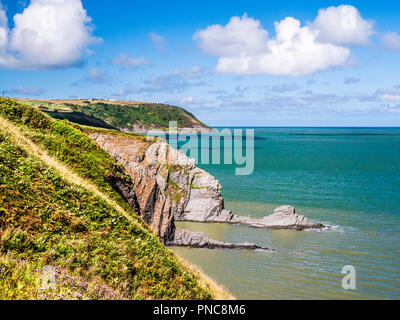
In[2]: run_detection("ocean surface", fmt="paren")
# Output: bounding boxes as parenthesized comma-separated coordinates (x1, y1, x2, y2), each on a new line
(171, 127, 400, 299)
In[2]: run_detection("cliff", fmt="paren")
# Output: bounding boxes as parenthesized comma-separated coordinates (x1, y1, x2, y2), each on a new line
(87, 129, 324, 248)
(0, 97, 326, 299)
(88, 131, 236, 243)
(0, 98, 228, 300)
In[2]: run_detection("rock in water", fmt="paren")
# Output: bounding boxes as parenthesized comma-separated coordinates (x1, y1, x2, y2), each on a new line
(167, 228, 275, 251)
(261, 205, 324, 230)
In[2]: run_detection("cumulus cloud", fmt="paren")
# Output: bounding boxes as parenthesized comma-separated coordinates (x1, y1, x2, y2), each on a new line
(194, 6, 373, 76)
(0, 0, 100, 70)
(111, 54, 150, 68)
(6, 85, 45, 96)
(194, 13, 269, 56)
(382, 32, 400, 51)
(312, 5, 374, 45)
(0, 2, 11, 65)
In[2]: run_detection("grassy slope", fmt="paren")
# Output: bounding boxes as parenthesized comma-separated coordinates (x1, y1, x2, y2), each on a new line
(0, 98, 216, 300)
(16, 99, 210, 131)
(44, 111, 119, 131)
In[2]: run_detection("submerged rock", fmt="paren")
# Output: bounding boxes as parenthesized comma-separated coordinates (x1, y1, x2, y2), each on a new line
(231, 205, 325, 230)
(262, 205, 324, 230)
(167, 228, 275, 251)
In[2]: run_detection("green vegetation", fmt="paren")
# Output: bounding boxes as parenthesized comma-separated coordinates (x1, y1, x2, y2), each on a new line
(19, 100, 71, 111)
(44, 111, 118, 130)
(16, 99, 210, 131)
(0, 254, 125, 300)
(0, 98, 212, 300)
(69, 102, 209, 130)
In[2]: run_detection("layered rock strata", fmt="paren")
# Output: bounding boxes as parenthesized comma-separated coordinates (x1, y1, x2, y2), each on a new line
(89, 132, 324, 248)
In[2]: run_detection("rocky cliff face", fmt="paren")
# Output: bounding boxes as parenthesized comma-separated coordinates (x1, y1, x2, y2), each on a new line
(89, 132, 324, 246)
(89, 132, 236, 243)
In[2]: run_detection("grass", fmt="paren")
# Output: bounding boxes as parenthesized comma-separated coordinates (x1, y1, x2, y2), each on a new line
(0, 253, 125, 300)
(16, 99, 210, 131)
(0, 98, 230, 300)
(71, 102, 209, 130)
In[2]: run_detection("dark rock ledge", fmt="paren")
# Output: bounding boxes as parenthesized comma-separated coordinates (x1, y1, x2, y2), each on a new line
(166, 228, 275, 251)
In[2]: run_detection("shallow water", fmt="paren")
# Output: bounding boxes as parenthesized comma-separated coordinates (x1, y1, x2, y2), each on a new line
(172, 128, 400, 299)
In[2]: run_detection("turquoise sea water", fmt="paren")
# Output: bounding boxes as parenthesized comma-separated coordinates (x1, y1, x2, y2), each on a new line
(172, 128, 400, 299)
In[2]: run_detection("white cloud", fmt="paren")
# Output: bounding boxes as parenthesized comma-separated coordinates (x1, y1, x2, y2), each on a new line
(167, 96, 212, 109)
(379, 103, 400, 112)
(379, 94, 400, 101)
(195, 14, 350, 76)
(111, 54, 150, 68)
(194, 6, 373, 76)
(179, 96, 195, 104)
(0, 2, 13, 66)
(193, 13, 269, 56)
(382, 31, 400, 51)
(0, 0, 100, 70)
(178, 96, 208, 106)
(0, 3, 7, 49)
(312, 5, 374, 45)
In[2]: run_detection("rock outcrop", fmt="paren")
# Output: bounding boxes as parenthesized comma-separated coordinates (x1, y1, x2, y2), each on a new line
(228, 206, 325, 230)
(167, 228, 274, 251)
(89, 132, 239, 242)
(89, 132, 324, 246)
(90, 133, 178, 243)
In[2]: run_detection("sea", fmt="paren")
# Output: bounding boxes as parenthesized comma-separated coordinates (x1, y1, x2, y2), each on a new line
(171, 127, 400, 299)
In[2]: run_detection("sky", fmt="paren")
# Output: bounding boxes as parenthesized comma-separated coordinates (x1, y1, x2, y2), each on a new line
(1, 0, 400, 126)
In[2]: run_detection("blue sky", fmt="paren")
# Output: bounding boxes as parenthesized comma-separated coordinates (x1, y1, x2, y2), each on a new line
(1, 0, 400, 126)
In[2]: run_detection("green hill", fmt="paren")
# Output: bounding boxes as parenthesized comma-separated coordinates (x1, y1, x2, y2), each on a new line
(15, 99, 211, 131)
(0, 98, 223, 300)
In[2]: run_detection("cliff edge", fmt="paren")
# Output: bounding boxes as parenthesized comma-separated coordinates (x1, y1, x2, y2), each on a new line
(88, 130, 324, 248)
